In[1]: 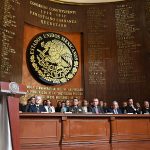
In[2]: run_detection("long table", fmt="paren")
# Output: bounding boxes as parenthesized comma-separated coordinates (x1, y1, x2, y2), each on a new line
(20, 114, 150, 149)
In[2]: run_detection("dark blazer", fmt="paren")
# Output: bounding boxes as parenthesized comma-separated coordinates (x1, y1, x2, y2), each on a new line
(120, 106, 128, 114)
(142, 108, 150, 114)
(103, 106, 109, 113)
(19, 103, 27, 112)
(55, 107, 61, 112)
(126, 106, 137, 114)
(28, 104, 46, 112)
(108, 108, 122, 114)
(136, 107, 142, 114)
(65, 106, 70, 112)
(69, 106, 83, 113)
(90, 106, 104, 114)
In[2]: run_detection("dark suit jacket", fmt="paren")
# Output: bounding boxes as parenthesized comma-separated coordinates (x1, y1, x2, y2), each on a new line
(126, 106, 137, 114)
(55, 107, 61, 112)
(136, 107, 142, 114)
(103, 106, 109, 113)
(120, 107, 128, 114)
(64, 106, 70, 112)
(109, 108, 122, 114)
(28, 104, 46, 112)
(142, 108, 150, 114)
(69, 106, 83, 113)
(19, 103, 27, 112)
(90, 106, 104, 114)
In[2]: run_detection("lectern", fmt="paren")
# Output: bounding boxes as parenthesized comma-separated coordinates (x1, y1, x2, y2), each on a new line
(0, 82, 26, 150)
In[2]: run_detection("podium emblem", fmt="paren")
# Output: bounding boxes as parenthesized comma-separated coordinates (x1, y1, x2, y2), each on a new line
(9, 82, 19, 93)
(26, 32, 79, 85)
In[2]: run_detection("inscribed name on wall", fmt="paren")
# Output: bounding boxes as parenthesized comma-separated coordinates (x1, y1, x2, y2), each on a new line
(23, 0, 84, 32)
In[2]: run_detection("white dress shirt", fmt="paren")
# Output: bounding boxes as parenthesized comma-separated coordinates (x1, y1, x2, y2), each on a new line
(44, 106, 55, 113)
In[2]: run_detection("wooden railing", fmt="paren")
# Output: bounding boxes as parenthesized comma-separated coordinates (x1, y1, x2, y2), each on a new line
(20, 114, 150, 149)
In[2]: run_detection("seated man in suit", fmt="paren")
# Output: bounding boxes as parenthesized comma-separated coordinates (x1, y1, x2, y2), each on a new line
(44, 99, 55, 113)
(60, 100, 71, 113)
(126, 98, 137, 114)
(28, 96, 46, 113)
(142, 101, 150, 114)
(69, 98, 83, 113)
(90, 98, 104, 114)
(109, 101, 122, 114)
(25, 96, 35, 112)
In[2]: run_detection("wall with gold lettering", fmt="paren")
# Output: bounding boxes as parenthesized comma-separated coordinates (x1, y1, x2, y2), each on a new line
(0, 0, 23, 82)
(1, 0, 150, 104)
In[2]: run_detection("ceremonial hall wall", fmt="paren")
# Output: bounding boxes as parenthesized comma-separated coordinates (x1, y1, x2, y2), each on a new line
(0, 0, 150, 105)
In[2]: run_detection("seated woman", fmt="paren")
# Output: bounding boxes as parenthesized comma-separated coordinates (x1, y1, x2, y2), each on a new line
(55, 101, 62, 112)
(44, 99, 55, 113)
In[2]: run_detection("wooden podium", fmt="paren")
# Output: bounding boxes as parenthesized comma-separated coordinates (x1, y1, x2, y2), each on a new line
(0, 82, 26, 150)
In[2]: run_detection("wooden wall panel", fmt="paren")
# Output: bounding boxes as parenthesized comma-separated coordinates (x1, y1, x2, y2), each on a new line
(22, 0, 85, 32)
(69, 120, 108, 137)
(20, 118, 61, 148)
(62, 118, 110, 144)
(111, 118, 150, 142)
(0, 0, 23, 82)
(84, 0, 150, 102)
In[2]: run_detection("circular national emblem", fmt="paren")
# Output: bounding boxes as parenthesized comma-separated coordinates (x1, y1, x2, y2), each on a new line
(9, 82, 19, 93)
(26, 32, 79, 85)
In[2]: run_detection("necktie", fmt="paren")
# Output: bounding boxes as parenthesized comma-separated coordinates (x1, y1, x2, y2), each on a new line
(114, 109, 118, 114)
(61, 107, 66, 113)
(124, 109, 127, 114)
(36, 106, 40, 113)
(95, 107, 99, 114)
(74, 106, 78, 113)
(48, 107, 52, 112)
